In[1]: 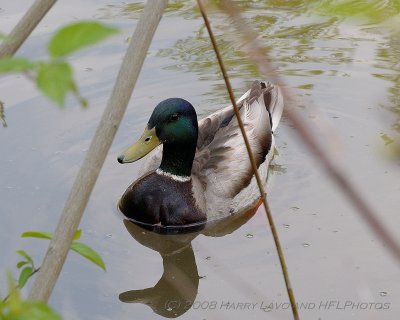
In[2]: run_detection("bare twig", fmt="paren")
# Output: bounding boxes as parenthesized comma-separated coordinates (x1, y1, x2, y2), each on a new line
(0, 100, 7, 127)
(219, 0, 400, 262)
(196, 1, 300, 319)
(28, 0, 169, 302)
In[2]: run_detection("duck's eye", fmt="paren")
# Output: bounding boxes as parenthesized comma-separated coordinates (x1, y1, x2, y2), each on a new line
(169, 113, 180, 122)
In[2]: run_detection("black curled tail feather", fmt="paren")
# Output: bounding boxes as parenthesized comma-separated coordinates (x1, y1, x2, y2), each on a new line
(259, 81, 284, 132)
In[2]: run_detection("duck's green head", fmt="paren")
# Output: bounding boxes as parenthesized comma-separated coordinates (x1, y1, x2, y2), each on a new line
(118, 98, 198, 164)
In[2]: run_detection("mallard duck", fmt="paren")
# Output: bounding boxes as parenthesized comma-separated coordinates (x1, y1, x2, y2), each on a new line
(117, 80, 283, 226)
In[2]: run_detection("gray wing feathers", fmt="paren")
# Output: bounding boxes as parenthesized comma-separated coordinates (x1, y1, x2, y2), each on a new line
(193, 81, 283, 199)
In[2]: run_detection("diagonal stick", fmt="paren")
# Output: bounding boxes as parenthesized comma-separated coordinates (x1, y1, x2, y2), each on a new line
(28, 0, 169, 302)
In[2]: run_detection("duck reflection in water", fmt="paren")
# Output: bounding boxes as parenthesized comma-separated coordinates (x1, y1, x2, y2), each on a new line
(119, 201, 261, 318)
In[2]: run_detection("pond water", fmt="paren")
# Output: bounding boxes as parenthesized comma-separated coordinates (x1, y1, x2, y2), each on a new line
(1, 1, 399, 319)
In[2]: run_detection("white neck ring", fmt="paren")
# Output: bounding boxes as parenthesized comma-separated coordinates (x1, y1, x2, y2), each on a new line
(156, 168, 191, 182)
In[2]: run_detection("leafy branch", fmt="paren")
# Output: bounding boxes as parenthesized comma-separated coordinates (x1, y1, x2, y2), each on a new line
(0, 21, 118, 108)
(2, 229, 105, 307)
(20, 229, 106, 273)
(1, 229, 105, 319)
(0, 273, 61, 320)
(15, 250, 40, 289)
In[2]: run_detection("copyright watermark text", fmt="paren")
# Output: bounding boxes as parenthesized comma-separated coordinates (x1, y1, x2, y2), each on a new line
(164, 299, 391, 312)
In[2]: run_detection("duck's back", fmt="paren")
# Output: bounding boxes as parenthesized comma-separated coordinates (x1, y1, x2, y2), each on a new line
(192, 81, 283, 217)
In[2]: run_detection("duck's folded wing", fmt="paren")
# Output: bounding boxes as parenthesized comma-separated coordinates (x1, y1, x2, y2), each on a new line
(192, 81, 282, 199)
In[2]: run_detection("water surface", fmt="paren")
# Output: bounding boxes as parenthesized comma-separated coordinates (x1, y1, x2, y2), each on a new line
(0, 1, 399, 319)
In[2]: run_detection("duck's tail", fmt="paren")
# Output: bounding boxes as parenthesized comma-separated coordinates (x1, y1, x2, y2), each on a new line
(245, 80, 284, 132)
(261, 82, 284, 131)
(259, 81, 284, 132)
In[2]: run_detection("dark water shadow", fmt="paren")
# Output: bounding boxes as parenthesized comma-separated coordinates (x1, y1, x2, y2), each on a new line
(119, 202, 260, 318)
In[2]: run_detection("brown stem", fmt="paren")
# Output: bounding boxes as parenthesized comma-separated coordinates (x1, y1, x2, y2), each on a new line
(196, 1, 300, 319)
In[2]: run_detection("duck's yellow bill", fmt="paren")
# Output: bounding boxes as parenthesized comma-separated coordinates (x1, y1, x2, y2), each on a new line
(118, 127, 161, 164)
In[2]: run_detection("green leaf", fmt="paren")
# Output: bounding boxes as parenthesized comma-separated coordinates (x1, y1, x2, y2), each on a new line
(0, 57, 36, 73)
(36, 61, 73, 106)
(73, 229, 82, 241)
(18, 301, 62, 320)
(17, 261, 29, 269)
(18, 266, 33, 288)
(6, 271, 21, 310)
(21, 229, 81, 240)
(2, 298, 62, 320)
(70, 242, 106, 271)
(48, 21, 119, 57)
(16, 250, 34, 266)
(21, 231, 53, 240)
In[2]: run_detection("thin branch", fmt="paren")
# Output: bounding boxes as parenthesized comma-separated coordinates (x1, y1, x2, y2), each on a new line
(196, 1, 300, 319)
(2, 268, 40, 303)
(0, 100, 7, 128)
(0, 0, 57, 58)
(219, 0, 400, 263)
